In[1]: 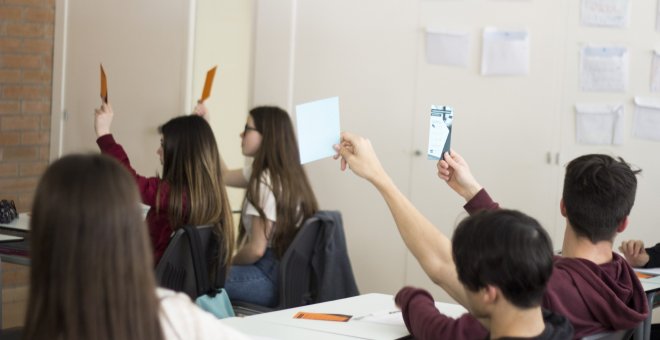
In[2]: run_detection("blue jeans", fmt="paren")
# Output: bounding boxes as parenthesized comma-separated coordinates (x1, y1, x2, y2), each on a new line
(225, 249, 279, 307)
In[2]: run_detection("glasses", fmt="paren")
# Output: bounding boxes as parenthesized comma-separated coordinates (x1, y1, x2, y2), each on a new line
(243, 124, 258, 134)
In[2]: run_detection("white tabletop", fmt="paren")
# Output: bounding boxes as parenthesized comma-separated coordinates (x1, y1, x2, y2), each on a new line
(0, 213, 30, 231)
(246, 293, 467, 340)
(221, 317, 357, 340)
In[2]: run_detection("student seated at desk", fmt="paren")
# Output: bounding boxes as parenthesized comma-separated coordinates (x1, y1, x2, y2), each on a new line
(333, 132, 647, 339)
(94, 102, 234, 267)
(395, 210, 573, 339)
(213, 106, 319, 307)
(620, 240, 660, 268)
(23, 154, 248, 340)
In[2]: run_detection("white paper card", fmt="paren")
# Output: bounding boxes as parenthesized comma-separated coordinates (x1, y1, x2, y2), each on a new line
(295, 97, 341, 164)
(651, 51, 660, 92)
(633, 97, 660, 141)
(575, 103, 624, 145)
(481, 28, 530, 76)
(427, 105, 453, 160)
(425, 29, 470, 67)
(581, 0, 630, 28)
(580, 46, 628, 92)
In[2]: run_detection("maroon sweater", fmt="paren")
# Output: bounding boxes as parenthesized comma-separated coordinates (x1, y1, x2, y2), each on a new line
(465, 189, 648, 339)
(395, 287, 574, 340)
(97, 134, 180, 264)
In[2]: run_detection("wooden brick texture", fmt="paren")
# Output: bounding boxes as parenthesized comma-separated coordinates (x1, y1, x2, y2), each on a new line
(0, 0, 55, 329)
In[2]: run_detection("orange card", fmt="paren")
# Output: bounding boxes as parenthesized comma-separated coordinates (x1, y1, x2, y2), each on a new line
(293, 312, 352, 322)
(200, 66, 217, 102)
(637, 272, 657, 279)
(100, 64, 108, 103)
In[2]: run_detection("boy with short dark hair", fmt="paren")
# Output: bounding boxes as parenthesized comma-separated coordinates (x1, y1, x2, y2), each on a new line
(396, 210, 573, 339)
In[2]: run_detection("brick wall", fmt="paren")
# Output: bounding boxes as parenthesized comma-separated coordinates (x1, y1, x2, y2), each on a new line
(0, 0, 55, 330)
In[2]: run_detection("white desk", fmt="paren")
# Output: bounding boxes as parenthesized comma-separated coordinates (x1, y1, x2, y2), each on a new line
(243, 293, 467, 340)
(635, 278, 660, 340)
(221, 317, 358, 340)
(0, 213, 29, 237)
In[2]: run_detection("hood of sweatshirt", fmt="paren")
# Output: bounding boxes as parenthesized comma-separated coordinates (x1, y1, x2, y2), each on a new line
(547, 253, 648, 337)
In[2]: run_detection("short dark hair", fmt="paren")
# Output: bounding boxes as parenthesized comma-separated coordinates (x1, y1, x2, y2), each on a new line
(562, 154, 640, 243)
(452, 210, 554, 309)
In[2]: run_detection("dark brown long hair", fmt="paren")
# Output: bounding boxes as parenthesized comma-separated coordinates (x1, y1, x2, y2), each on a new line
(158, 115, 235, 273)
(239, 106, 319, 258)
(24, 154, 163, 340)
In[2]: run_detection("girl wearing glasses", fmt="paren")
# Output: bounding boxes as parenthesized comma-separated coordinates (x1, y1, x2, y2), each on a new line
(24, 154, 247, 340)
(218, 106, 319, 307)
(93, 102, 234, 270)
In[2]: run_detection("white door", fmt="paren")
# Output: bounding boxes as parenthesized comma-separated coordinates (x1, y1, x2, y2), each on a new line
(405, 0, 566, 301)
(51, 0, 194, 175)
(252, 0, 421, 294)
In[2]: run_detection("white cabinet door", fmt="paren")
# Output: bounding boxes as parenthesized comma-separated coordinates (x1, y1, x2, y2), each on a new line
(51, 0, 194, 176)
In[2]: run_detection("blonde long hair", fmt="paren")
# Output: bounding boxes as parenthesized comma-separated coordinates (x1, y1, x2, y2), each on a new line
(159, 115, 234, 275)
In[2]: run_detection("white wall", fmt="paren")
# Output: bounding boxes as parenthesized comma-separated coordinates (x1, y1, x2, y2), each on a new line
(192, 0, 254, 209)
(253, 0, 660, 300)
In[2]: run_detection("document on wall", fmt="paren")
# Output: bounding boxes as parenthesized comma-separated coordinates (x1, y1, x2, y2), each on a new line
(581, 0, 630, 28)
(657, 0, 660, 32)
(427, 105, 453, 160)
(580, 45, 628, 92)
(655, 0, 660, 32)
(651, 51, 660, 92)
(633, 97, 660, 141)
(481, 28, 530, 76)
(295, 97, 341, 164)
(425, 28, 470, 68)
(575, 103, 624, 145)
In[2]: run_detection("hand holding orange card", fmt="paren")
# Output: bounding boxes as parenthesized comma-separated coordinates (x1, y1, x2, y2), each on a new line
(100, 64, 108, 103)
(200, 66, 217, 102)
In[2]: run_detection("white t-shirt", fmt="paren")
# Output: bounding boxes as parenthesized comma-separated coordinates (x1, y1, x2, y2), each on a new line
(157, 288, 249, 340)
(241, 165, 277, 245)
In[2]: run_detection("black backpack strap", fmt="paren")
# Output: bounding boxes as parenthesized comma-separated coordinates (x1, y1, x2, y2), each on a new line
(183, 226, 211, 297)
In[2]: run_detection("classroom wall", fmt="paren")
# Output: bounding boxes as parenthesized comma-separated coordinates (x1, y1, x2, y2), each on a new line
(192, 0, 254, 210)
(253, 0, 660, 301)
(0, 0, 54, 328)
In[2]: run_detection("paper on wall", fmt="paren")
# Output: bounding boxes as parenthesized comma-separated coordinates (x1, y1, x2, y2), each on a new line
(633, 97, 660, 141)
(581, 0, 630, 28)
(657, 0, 660, 32)
(575, 103, 624, 145)
(580, 45, 628, 92)
(425, 28, 470, 68)
(481, 27, 530, 76)
(651, 51, 660, 92)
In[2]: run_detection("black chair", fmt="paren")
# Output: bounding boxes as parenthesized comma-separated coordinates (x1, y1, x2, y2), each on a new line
(154, 225, 226, 300)
(232, 210, 358, 315)
(581, 328, 635, 340)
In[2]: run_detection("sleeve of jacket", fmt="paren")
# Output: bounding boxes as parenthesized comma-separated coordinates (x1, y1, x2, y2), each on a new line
(645, 243, 660, 268)
(97, 134, 168, 208)
(395, 287, 488, 340)
(463, 189, 500, 215)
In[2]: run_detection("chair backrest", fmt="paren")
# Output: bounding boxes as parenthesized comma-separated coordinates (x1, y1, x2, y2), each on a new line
(581, 329, 635, 340)
(277, 214, 322, 308)
(277, 210, 358, 308)
(155, 225, 226, 300)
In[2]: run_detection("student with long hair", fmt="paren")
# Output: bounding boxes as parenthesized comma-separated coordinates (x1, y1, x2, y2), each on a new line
(94, 103, 234, 269)
(23, 154, 247, 340)
(219, 106, 319, 306)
